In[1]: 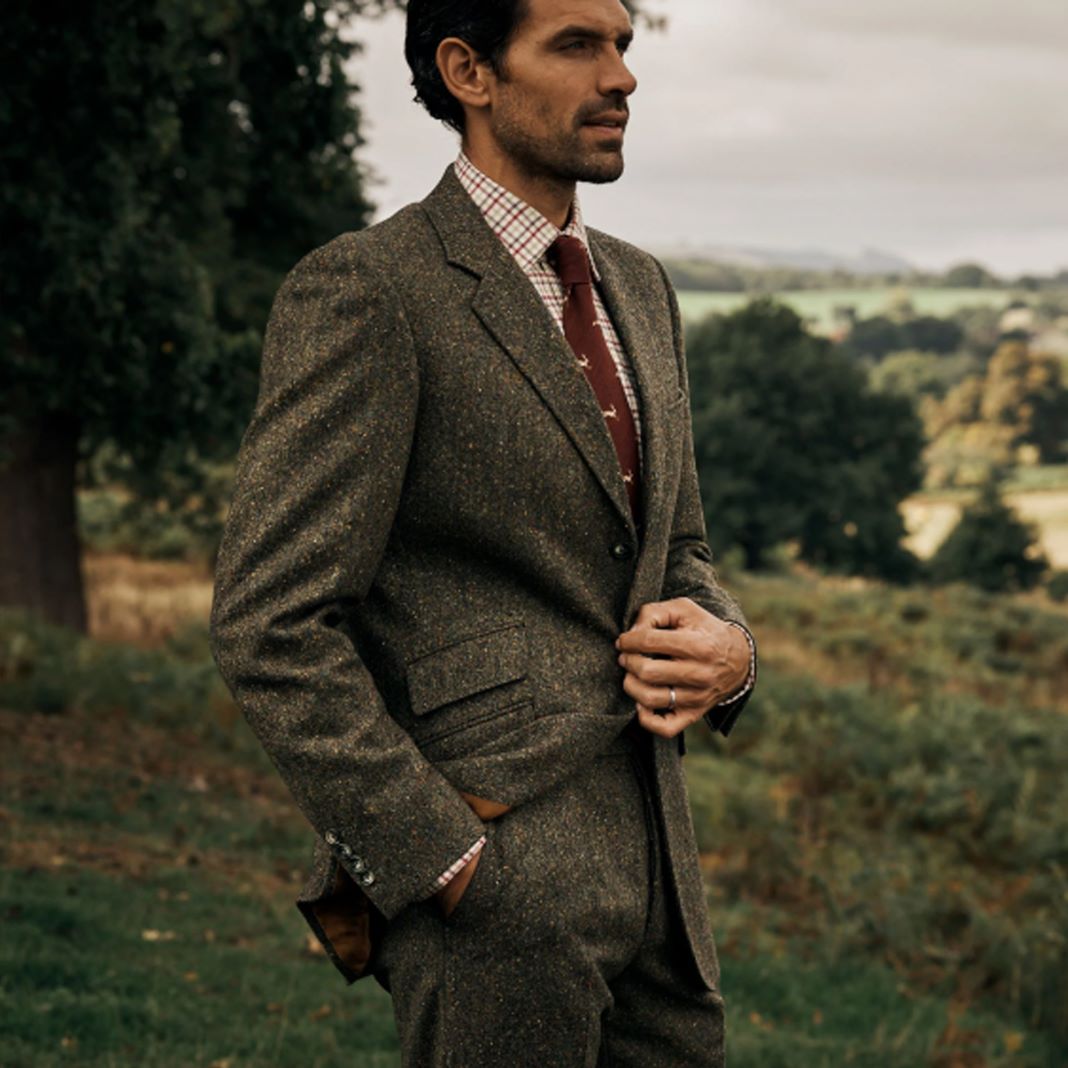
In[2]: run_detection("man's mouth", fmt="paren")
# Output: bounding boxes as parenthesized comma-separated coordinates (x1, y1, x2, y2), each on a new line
(583, 112, 628, 132)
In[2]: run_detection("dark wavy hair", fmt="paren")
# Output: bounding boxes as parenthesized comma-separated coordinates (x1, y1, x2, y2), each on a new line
(404, 0, 529, 134)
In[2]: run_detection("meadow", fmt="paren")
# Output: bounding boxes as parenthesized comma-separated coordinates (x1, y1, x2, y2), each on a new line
(3, 553, 1067, 1066)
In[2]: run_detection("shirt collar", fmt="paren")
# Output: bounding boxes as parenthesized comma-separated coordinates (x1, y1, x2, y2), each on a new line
(454, 151, 600, 281)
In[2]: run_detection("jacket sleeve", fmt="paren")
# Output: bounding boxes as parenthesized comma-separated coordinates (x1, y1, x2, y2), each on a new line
(652, 257, 757, 737)
(209, 236, 485, 921)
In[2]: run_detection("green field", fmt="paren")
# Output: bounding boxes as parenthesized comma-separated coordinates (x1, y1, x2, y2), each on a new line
(3, 567, 1067, 1066)
(676, 287, 1010, 333)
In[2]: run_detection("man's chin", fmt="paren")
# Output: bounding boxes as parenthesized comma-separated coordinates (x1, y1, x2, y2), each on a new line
(569, 150, 625, 185)
(577, 160, 625, 185)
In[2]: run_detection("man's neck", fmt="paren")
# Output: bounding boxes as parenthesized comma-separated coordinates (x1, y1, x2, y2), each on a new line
(461, 141, 575, 230)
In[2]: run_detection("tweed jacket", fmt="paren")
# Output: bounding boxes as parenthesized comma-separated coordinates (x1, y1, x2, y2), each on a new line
(209, 166, 753, 987)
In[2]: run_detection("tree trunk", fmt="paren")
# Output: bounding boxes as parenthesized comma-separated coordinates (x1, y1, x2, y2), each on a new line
(0, 414, 87, 632)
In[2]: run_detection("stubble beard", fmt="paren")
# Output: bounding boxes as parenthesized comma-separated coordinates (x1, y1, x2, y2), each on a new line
(491, 94, 626, 187)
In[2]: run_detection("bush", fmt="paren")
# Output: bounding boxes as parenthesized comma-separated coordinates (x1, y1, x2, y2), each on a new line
(928, 480, 1048, 592)
(1048, 570, 1068, 603)
(0, 609, 247, 751)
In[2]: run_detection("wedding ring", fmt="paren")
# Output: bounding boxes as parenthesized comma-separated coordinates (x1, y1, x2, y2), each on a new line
(668, 687, 677, 712)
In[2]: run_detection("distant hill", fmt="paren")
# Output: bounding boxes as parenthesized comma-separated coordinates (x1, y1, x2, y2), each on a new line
(656, 244, 915, 277)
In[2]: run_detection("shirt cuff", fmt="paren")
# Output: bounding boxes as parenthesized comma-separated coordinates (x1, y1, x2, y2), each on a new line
(426, 834, 487, 896)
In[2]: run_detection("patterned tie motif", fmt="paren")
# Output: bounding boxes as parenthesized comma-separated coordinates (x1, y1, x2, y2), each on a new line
(549, 234, 642, 527)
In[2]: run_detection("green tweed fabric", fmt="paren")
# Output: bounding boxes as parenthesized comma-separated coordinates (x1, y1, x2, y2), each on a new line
(376, 743, 726, 1067)
(209, 167, 752, 994)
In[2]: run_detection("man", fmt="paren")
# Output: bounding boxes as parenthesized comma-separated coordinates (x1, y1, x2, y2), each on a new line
(209, 0, 756, 1064)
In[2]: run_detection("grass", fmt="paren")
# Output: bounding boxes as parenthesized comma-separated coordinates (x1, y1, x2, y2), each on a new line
(0, 688, 400, 1068)
(723, 951, 1046, 1067)
(1, 866, 398, 1068)
(4, 558, 1068, 1065)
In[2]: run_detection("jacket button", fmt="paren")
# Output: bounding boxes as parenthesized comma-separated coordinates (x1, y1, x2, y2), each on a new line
(359, 871, 376, 887)
(610, 543, 633, 561)
(350, 858, 367, 874)
(324, 830, 339, 846)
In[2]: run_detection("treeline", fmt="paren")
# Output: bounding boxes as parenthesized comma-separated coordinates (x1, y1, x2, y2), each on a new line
(5, 1, 1067, 629)
(664, 257, 1068, 294)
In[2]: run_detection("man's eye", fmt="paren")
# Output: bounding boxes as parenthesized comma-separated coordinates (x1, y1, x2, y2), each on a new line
(563, 40, 590, 51)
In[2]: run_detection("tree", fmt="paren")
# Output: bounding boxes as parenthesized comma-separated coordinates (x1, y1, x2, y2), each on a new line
(928, 480, 1048, 592)
(899, 315, 963, 355)
(870, 351, 979, 404)
(2, 0, 658, 630)
(1, 0, 375, 629)
(952, 305, 1004, 363)
(840, 312, 964, 362)
(924, 341, 1068, 486)
(686, 299, 924, 578)
(979, 341, 1068, 463)
(943, 262, 1000, 289)
(838, 315, 902, 361)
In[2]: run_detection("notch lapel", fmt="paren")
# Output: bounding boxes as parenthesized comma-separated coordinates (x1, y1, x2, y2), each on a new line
(421, 170, 636, 535)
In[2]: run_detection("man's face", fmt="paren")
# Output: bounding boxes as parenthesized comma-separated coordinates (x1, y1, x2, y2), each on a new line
(487, 0, 638, 186)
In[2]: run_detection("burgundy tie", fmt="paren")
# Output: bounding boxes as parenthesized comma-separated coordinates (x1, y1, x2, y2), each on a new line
(549, 235, 642, 526)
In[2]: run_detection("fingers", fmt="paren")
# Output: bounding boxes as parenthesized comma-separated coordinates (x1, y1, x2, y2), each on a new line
(622, 671, 704, 714)
(617, 625, 699, 658)
(622, 670, 671, 710)
(635, 702, 699, 739)
(617, 647, 709, 688)
(630, 596, 698, 631)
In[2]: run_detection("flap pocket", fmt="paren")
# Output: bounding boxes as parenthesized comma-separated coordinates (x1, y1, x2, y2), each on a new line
(406, 623, 527, 716)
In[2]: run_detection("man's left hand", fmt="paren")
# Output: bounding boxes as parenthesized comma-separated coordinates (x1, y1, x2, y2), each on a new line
(616, 598, 750, 739)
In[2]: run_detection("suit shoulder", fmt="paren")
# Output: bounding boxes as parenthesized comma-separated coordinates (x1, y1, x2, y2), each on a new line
(282, 204, 430, 285)
(587, 227, 670, 282)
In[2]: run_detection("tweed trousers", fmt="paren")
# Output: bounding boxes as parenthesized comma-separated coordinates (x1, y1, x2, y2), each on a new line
(372, 725, 726, 1067)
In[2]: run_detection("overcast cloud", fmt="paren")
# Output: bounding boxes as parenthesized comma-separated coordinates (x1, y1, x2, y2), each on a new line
(348, 0, 1068, 274)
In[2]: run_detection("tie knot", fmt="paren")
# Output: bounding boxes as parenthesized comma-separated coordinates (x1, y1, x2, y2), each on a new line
(549, 235, 592, 289)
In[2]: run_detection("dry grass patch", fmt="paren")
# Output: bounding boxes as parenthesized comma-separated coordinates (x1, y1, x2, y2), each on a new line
(84, 551, 214, 646)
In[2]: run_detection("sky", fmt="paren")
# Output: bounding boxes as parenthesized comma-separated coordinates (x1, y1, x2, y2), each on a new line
(346, 0, 1068, 275)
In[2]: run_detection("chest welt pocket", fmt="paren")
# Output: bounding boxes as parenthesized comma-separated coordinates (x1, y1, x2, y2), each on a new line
(405, 622, 534, 748)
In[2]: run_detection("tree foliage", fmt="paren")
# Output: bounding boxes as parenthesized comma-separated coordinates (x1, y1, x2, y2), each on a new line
(924, 340, 1068, 486)
(1, 0, 375, 476)
(686, 299, 924, 579)
(869, 351, 979, 404)
(928, 480, 1048, 592)
(839, 313, 963, 361)
(942, 262, 1000, 289)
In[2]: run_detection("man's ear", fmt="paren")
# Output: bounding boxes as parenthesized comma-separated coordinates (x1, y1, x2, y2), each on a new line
(436, 37, 494, 116)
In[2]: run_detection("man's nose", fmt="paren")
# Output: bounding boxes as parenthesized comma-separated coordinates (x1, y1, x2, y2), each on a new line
(600, 51, 638, 98)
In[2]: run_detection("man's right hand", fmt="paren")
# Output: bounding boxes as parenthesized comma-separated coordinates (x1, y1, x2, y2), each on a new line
(435, 790, 510, 916)
(436, 849, 482, 917)
(460, 790, 511, 820)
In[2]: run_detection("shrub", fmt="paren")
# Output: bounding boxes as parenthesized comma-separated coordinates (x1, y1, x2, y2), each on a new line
(928, 480, 1048, 592)
(1047, 570, 1068, 603)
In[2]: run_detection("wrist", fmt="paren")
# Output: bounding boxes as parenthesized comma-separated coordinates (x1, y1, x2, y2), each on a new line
(719, 622, 756, 704)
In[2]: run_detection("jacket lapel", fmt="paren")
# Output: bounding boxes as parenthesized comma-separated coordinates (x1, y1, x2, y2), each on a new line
(421, 169, 636, 536)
